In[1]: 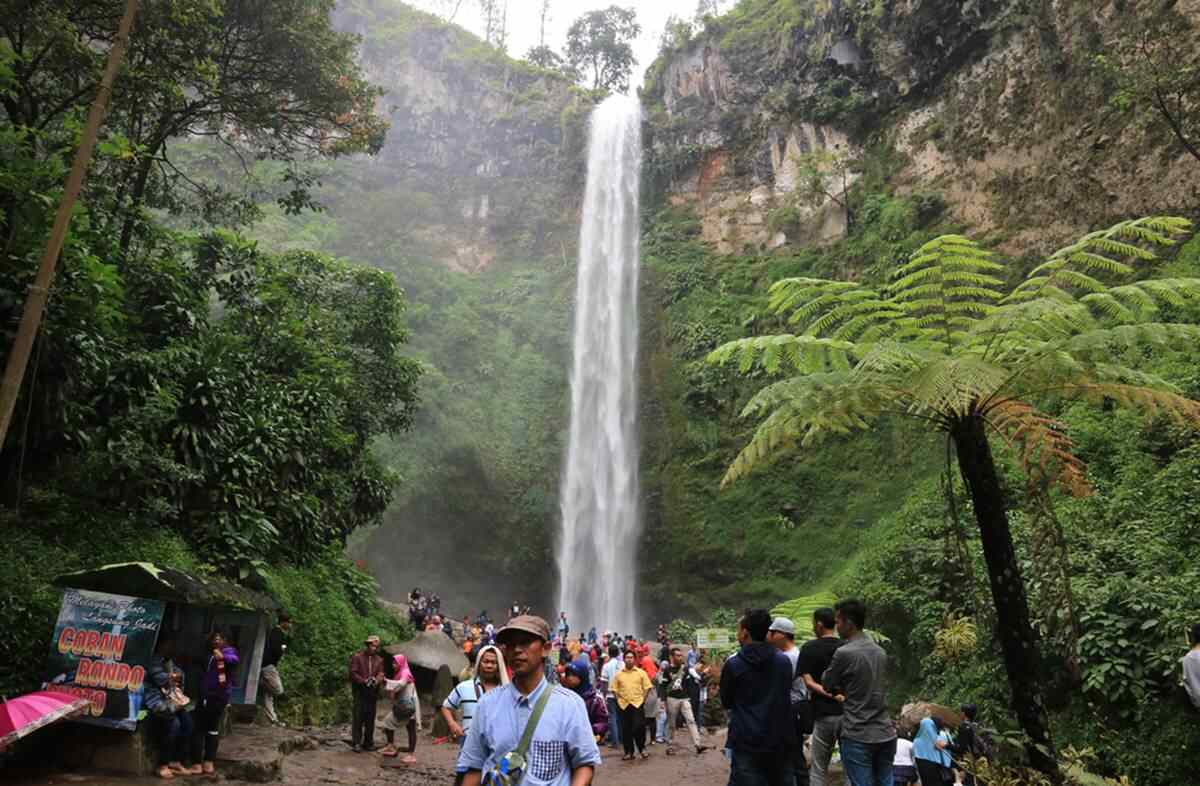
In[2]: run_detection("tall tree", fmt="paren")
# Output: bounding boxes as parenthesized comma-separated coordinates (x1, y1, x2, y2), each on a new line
(565, 6, 640, 93)
(708, 217, 1200, 776)
(0, 0, 388, 254)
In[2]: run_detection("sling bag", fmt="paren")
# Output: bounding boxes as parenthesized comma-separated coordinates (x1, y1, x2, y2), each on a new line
(482, 684, 554, 786)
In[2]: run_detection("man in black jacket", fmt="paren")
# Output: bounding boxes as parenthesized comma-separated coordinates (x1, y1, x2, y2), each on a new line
(720, 609, 797, 786)
(260, 612, 290, 725)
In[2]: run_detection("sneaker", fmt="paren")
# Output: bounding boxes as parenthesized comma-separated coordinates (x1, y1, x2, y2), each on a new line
(696, 745, 710, 754)
(350, 743, 361, 753)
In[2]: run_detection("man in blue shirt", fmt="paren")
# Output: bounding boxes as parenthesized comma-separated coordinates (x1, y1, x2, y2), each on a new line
(458, 615, 601, 786)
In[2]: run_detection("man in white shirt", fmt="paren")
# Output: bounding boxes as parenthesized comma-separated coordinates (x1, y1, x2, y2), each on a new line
(1184, 623, 1200, 710)
(600, 647, 623, 749)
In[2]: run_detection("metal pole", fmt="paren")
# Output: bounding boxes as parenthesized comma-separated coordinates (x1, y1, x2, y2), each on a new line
(0, 0, 140, 450)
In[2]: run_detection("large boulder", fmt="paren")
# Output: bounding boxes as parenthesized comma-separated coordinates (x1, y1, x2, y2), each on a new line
(898, 702, 962, 736)
(386, 630, 469, 675)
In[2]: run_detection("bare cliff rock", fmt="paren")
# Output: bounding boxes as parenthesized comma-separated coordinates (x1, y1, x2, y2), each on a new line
(330, 1, 592, 271)
(644, 0, 1199, 254)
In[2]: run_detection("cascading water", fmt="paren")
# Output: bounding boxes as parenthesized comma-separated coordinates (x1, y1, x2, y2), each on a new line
(556, 94, 643, 634)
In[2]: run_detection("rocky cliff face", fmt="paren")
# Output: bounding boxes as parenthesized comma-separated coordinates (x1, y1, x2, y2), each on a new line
(644, 0, 1199, 254)
(331, 1, 591, 270)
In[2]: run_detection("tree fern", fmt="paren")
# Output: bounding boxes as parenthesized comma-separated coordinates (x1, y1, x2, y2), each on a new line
(705, 216, 1198, 774)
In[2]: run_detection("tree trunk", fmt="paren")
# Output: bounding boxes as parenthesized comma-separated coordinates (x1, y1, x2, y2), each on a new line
(951, 414, 1059, 779)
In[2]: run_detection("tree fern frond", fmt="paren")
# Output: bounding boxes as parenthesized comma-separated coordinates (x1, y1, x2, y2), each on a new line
(707, 334, 857, 376)
(987, 400, 1090, 497)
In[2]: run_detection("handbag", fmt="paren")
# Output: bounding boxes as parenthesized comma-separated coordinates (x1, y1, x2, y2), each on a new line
(167, 687, 191, 710)
(482, 685, 553, 786)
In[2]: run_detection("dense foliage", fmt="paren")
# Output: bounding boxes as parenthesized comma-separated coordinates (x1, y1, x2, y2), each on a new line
(0, 0, 419, 710)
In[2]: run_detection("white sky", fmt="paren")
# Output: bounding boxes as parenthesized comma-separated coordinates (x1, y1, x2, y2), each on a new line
(411, 0, 722, 88)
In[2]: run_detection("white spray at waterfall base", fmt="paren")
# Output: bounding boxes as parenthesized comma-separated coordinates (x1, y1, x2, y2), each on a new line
(556, 94, 643, 634)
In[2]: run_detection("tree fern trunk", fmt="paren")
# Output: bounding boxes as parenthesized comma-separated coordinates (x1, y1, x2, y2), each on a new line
(952, 414, 1059, 779)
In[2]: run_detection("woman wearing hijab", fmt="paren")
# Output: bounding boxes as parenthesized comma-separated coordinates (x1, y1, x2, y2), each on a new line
(563, 659, 609, 741)
(913, 714, 953, 786)
(444, 645, 508, 786)
(380, 653, 419, 763)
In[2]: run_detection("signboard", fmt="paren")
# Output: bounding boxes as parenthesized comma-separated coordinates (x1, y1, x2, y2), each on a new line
(695, 628, 734, 649)
(44, 589, 165, 730)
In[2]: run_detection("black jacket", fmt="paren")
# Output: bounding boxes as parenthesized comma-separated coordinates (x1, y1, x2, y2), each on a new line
(719, 642, 797, 753)
(263, 626, 286, 668)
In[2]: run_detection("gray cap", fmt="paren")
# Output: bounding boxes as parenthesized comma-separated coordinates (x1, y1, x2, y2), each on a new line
(769, 617, 796, 635)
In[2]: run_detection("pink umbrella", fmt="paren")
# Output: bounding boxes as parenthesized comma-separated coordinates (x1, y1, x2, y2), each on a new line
(0, 691, 92, 750)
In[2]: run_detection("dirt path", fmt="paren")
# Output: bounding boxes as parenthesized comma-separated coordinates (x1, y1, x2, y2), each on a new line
(7, 724, 736, 786)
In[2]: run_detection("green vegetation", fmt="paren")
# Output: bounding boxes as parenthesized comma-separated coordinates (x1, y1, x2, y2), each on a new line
(708, 215, 1199, 773)
(0, 0, 418, 713)
(639, 191, 952, 616)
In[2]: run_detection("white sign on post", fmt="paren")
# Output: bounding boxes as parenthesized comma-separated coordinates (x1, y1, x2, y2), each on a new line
(695, 628, 733, 649)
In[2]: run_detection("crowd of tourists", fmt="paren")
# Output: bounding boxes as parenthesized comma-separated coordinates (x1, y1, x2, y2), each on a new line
(143, 602, 1200, 785)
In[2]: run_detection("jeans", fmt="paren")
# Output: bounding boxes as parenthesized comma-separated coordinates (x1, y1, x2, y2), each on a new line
(665, 696, 703, 749)
(840, 737, 896, 786)
(156, 710, 194, 765)
(727, 749, 790, 786)
(809, 715, 842, 786)
(656, 706, 668, 742)
(605, 696, 622, 747)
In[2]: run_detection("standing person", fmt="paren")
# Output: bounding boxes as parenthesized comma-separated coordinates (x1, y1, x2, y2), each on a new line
(380, 653, 419, 763)
(654, 659, 670, 744)
(799, 607, 845, 786)
(892, 735, 918, 786)
(1184, 623, 1200, 709)
(951, 703, 991, 786)
(348, 635, 385, 752)
(721, 609, 797, 786)
(821, 599, 896, 786)
(601, 645, 624, 750)
(192, 631, 238, 775)
(912, 715, 952, 786)
(768, 617, 810, 786)
(662, 646, 708, 756)
(588, 627, 598, 645)
(457, 615, 601, 786)
(558, 612, 570, 640)
(637, 645, 660, 746)
(443, 645, 508, 785)
(563, 660, 609, 741)
(259, 612, 290, 726)
(612, 650, 654, 760)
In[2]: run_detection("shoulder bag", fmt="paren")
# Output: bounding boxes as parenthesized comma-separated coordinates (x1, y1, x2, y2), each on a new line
(482, 685, 554, 786)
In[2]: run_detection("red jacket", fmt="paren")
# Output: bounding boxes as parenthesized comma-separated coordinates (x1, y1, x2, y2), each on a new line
(348, 651, 385, 686)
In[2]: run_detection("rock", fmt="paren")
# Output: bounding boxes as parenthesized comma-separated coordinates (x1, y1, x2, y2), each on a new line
(898, 701, 962, 736)
(386, 631, 469, 675)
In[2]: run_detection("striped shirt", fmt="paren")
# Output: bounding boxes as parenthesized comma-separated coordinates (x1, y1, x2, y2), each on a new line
(443, 678, 486, 732)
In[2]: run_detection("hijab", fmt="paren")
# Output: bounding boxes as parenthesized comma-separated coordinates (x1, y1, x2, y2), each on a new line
(565, 659, 596, 700)
(473, 644, 510, 686)
(392, 653, 414, 684)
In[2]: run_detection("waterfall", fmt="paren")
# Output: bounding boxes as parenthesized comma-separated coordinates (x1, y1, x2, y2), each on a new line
(556, 95, 643, 634)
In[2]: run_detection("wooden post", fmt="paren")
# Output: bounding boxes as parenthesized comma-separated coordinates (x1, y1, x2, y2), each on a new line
(0, 0, 140, 451)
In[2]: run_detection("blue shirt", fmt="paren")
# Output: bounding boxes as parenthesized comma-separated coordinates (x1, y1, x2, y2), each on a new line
(913, 717, 951, 766)
(457, 677, 602, 786)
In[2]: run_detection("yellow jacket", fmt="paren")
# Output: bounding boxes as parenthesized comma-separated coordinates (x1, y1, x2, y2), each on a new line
(611, 666, 653, 710)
